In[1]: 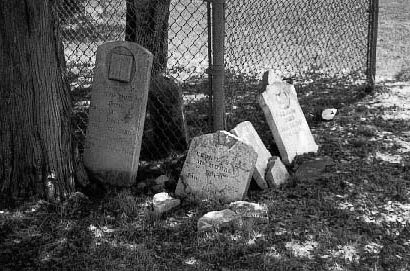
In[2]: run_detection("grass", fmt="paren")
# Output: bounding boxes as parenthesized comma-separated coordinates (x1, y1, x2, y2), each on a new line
(1, 0, 409, 270)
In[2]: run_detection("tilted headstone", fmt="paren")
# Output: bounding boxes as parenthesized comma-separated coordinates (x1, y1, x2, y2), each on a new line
(83, 41, 153, 186)
(175, 131, 257, 202)
(230, 121, 270, 189)
(259, 70, 318, 164)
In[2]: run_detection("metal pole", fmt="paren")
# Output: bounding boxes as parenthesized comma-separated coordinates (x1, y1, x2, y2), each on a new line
(367, 0, 379, 91)
(207, 0, 213, 130)
(211, 0, 226, 131)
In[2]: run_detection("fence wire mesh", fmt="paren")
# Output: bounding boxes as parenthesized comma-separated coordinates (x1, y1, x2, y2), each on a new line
(57, 0, 209, 161)
(224, 0, 373, 136)
(57, 0, 375, 162)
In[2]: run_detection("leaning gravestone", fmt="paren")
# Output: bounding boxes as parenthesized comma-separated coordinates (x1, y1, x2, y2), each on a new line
(259, 70, 318, 164)
(175, 131, 257, 202)
(83, 41, 153, 186)
(230, 121, 270, 189)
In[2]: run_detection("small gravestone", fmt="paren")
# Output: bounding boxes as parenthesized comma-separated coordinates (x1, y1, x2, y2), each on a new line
(259, 70, 318, 164)
(83, 41, 153, 186)
(266, 156, 289, 187)
(231, 121, 270, 189)
(175, 131, 257, 202)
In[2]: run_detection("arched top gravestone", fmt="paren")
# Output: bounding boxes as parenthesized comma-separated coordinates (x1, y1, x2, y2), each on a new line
(83, 41, 153, 186)
(259, 70, 318, 164)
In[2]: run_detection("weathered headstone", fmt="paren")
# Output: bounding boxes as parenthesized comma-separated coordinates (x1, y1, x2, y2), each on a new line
(230, 121, 270, 189)
(259, 70, 318, 164)
(175, 131, 258, 202)
(83, 41, 153, 186)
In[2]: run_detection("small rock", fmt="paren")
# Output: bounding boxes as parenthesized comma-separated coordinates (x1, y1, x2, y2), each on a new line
(153, 192, 180, 214)
(197, 209, 240, 232)
(321, 108, 337, 121)
(229, 201, 269, 224)
(265, 156, 289, 187)
(151, 184, 164, 193)
(155, 175, 169, 186)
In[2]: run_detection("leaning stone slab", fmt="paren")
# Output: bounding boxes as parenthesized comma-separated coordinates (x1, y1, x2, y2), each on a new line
(231, 121, 270, 189)
(175, 131, 257, 202)
(153, 192, 181, 214)
(83, 41, 153, 186)
(266, 156, 289, 187)
(259, 70, 318, 164)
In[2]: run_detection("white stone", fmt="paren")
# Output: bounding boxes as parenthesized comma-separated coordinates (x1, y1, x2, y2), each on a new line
(265, 156, 289, 187)
(230, 121, 270, 189)
(83, 41, 153, 186)
(153, 192, 180, 214)
(175, 131, 257, 202)
(259, 78, 318, 164)
(229, 201, 269, 224)
(197, 209, 239, 232)
(321, 108, 337, 120)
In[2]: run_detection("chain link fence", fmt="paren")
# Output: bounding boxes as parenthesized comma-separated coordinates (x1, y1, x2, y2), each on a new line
(224, 0, 375, 139)
(57, 0, 209, 162)
(57, 0, 376, 162)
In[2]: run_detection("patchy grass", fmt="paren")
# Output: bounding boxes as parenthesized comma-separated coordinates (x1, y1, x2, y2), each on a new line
(2, 78, 410, 271)
(2, 0, 409, 270)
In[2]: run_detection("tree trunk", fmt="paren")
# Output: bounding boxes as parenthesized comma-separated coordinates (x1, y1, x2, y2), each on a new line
(126, 0, 188, 160)
(0, 0, 75, 205)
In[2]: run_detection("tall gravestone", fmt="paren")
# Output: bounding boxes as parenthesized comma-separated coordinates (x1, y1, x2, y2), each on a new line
(259, 70, 318, 164)
(175, 131, 257, 202)
(83, 41, 153, 186)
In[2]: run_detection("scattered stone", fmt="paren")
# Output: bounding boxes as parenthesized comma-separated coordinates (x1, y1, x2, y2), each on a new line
(175, 131, 257, 202)
(259, 70, 318, 164)
(154, 175, 169, 186)
(295, 156, 334, 181)
(321, 108, 337, 121)
(231, 121, 270, 189)
(153, 192, 181, 214)
(83, 41, 153, 186)
(197, 209, 239, 232)
(229, 201, 269, 224)
(265, 156, 289, 187)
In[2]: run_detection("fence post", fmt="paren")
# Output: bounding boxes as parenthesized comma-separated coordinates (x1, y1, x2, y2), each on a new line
(367, 0, 379, 90)
(210, 0, 226, 131)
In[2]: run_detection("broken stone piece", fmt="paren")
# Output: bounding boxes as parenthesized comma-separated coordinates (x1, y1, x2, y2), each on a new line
(229, 201, 269, 224)
(265, 156, 289, 187)
(197, 209, 239, 232)
(321, 108, 337, 121)
(153, 192, 180, 214)
(230, 121, 270, 189)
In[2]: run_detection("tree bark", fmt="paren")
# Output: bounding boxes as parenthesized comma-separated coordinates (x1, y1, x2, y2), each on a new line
(0, 0, 75, 205)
